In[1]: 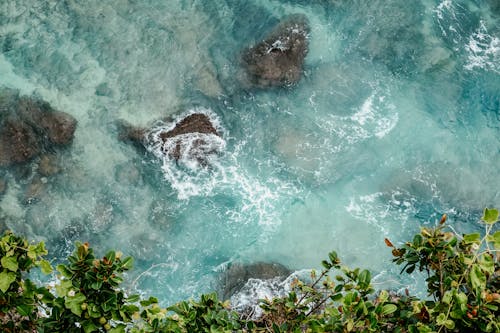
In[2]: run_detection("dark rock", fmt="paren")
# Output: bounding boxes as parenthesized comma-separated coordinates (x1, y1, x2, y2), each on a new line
(16, 97, 77, 145)
(0, 117, 41, 166)
(117, 120, 147, 146)
(120, 113, 222, 163)
(242, 14, 309, 87)
(0, 178, 6, 196)
(220, 262, 291, 301)
(160, 113, 219, 139)
(0, 91, 77, 168)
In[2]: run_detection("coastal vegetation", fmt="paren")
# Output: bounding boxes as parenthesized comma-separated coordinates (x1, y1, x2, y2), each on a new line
(0, 209, 498, 332)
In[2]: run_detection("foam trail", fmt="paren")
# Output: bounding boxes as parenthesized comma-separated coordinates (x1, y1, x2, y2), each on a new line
(464, 21, 499, 73)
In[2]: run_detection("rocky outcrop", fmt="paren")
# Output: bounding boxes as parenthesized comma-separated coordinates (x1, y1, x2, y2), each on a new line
(242, 14, 310, 87)
(219, 262, 291, 301)
(120, 112, 222, 163)
(0, 91, 77, 167)
(0, 117, 41, 166)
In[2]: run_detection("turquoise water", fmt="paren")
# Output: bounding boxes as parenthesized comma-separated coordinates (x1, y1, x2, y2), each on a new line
(0, 0, 499, 306)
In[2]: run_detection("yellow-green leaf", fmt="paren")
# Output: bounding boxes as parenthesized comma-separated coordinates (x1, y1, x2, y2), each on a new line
(39, 259, 53, 275)
(65, 292, 87, 316)
(0, 270, 17, 292)
(1, 256, 18, 272)
(482, 208, 498, 224)
(381, 304, 397, 315)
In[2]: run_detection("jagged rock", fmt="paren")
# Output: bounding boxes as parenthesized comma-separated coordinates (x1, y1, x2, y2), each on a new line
(120, 112, 222, 162)
(220, 262, 291, 301)
(242, 14, 310, 87)
(0, 117, 41, 166)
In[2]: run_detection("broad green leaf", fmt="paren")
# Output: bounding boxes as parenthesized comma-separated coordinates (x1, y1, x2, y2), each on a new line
(121, 256, 133, 270)
(0, 270, 16, 292)
(55, 279, 73, 297)
(56, 264, 73, 278)
(381, 304, 397, 315)
(463, 233, 481, 244)
(491, 231, 500, 250)
(442, 291, 452, 304)
(82, 320, 99, 333)
(127, 294, 140, 303)
(1, 256, 18, 272)
(469, 265, 486, 290)
(478, 253, 494, 274)
(482, 208, 498, 224)
(65, 292, 87, 316)
(40, 259, 53, 274)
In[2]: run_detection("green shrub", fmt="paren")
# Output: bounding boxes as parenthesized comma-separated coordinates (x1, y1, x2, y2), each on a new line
(0, 209, 498, 332)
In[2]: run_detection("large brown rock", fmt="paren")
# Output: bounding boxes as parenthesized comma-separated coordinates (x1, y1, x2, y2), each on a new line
(0, 117, 41, 166)
(0, 92, 77, 167)
(242, 14, 310, 87)
(120, 113, 222, 162)
(16, 97, 77, 145)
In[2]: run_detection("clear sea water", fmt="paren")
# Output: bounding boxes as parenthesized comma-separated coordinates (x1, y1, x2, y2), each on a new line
(0, 0, 499, 306)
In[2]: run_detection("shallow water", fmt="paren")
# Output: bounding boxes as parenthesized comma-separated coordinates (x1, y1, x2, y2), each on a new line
(0, 0, 499, 305)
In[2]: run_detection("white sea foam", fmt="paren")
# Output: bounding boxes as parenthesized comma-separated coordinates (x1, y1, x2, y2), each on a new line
(319, 92, 398, 145)
(145, 108, 299, 227)
(464, 21, 499, 73)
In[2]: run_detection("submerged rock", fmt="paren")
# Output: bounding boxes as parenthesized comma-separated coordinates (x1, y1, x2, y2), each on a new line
(242, 14, 310, 87)
(38, 154, 61, 177)
(219, 262, 291, 301)
(0, 178, 6, 196)
(0, 90, 77, 167)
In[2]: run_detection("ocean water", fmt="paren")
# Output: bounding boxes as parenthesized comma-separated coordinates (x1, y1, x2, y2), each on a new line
(0, 0, 499, 306)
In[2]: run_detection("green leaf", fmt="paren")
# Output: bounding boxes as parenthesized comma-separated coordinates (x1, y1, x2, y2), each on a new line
(16, 304, 33, 316)
(65, 292, 87, 316)
(121, 256, 133, 270)
(358, 269, 371, 288)
(463, 233, 481, 244)
(381, 304, 397, 316)
(1, 256, 18, 272)
(444, 320, 455, 330)
(127, 294, 140, 303)
(469, 265, 486, 290)
(0, 270, 16, 292)
(478, 253, 494, 274)
(82, 320, 99, 333)
(490, 231, 500, 250)
(482, 208, 498, 224)
(55, 279, 73, 297)
(56, 264, 73, 278)
(40, 259, 53, 274)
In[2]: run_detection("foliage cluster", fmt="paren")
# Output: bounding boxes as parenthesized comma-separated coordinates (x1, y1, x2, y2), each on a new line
(0, 209, 498, 332)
